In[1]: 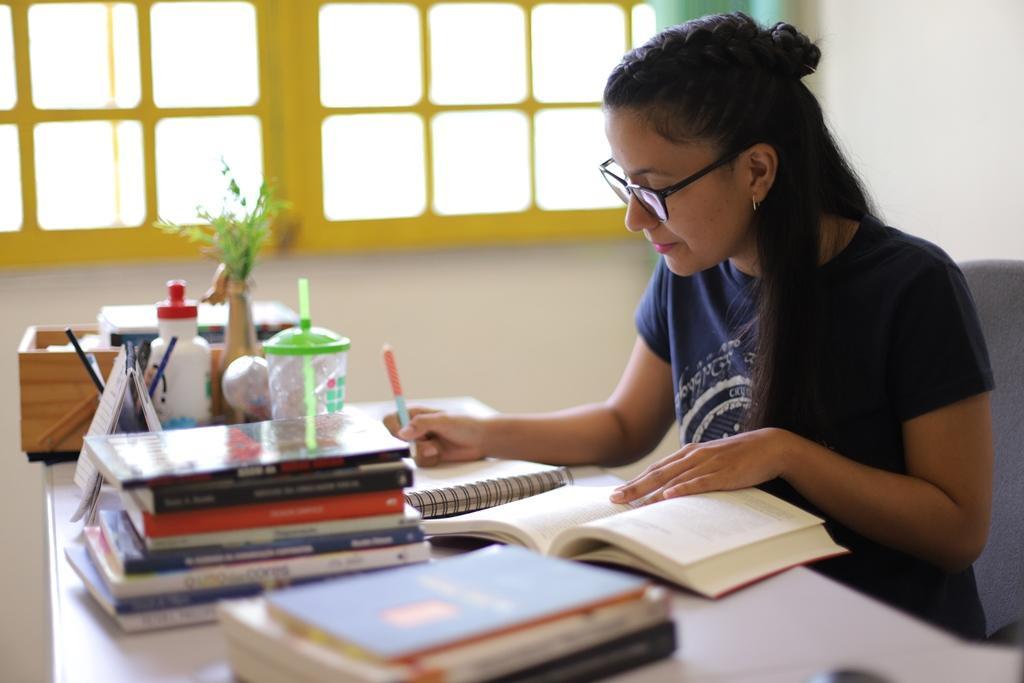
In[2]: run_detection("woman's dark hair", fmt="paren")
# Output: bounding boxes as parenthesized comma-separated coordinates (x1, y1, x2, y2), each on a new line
(604, 12, 869, 438)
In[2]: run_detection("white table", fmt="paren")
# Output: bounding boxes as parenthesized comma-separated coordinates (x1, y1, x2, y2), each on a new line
(44, 401, 1022, 682)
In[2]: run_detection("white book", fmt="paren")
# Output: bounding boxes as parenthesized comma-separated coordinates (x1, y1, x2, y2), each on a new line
(219, 588, 670, 683)
(83, 525, 430, 600)
(423, 485, 848, 598)
(65, 544, 220, 633)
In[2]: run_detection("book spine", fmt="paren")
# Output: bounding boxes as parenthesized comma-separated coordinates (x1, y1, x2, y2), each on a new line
(124, 527, 426, 574)
(490, 620, 677, 683)
(419, 591, 671, 681)
(139, 490, 405, 538)
(111, 541, 431, 600)
(140, 510, 416, 551)
(150, 466, 412, 513)
(406, 467, 574, 519)
(114, 582, 265, 614)
(138, 449, 408, 489)
(115, 602, 222, 632)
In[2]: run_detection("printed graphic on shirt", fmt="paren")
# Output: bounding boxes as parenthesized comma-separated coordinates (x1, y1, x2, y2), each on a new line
(677, 339, 754, 444)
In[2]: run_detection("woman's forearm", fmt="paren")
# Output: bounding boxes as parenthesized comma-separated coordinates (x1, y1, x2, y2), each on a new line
(780, 435, 988, 572)
(481, 403, 654, 467)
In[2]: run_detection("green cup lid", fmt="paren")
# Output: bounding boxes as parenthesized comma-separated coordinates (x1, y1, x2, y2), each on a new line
(264, 325, 351, 356)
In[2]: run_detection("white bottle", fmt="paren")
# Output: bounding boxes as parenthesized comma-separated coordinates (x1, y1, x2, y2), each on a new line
(149, 280, 212, 429)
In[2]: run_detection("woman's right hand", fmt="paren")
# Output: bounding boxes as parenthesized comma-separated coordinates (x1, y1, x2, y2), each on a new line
(382, 407, 487, 467)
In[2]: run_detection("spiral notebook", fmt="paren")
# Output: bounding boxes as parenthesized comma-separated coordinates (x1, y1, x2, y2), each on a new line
(406, 459, 574, 519)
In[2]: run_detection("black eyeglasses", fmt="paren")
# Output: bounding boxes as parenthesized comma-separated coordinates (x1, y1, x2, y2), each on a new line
(599, 148, 745, 222)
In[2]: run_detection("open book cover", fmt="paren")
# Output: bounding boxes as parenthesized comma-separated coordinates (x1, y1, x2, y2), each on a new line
(83, 410, 410, 489)
(422, 485, 848, 598)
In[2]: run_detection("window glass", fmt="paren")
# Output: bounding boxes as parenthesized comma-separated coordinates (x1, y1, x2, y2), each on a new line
(632, 3, 656, 47)
(155, 116, 263, 224)
(322, 113, 426, 220)
(535, 107, 620, 210)
(0, 6, 15, 109)
(320, 4, 421, 107)
(429, 3, 526, 105)
(0, 125, 21, 230)
(34, 120, 145, 229)
(28, 3, 141, 109)
(151, 2, 259, 107)
(532, 4, 625, 103)
(432, 110, 530, 215)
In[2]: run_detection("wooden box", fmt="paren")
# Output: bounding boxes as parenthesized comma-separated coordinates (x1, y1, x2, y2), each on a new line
(18, 325, 223, 460)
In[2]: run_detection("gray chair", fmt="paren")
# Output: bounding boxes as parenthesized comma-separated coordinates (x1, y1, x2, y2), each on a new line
(961, 259, 1024, 638)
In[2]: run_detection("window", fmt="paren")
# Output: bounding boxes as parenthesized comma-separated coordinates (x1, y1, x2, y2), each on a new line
(1, 0, 655, 268)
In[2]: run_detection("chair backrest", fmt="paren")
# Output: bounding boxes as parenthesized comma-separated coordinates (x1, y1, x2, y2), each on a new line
(961, 259, 1024, 637)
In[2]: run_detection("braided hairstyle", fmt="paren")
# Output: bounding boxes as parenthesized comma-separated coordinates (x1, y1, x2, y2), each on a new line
(605, 12, 870, 438)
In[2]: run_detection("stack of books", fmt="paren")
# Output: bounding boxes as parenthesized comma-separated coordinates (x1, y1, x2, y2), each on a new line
(219, 545, 677, 682)
(65, 411, 429, 631)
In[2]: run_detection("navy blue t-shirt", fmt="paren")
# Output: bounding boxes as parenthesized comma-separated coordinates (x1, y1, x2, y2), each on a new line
(635, 214, 994, 638)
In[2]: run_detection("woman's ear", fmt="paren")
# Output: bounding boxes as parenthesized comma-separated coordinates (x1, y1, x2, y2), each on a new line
(744, 143, 778, 204)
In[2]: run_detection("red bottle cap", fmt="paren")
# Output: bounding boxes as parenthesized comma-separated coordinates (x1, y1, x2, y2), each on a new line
(157, 280, 199, 319)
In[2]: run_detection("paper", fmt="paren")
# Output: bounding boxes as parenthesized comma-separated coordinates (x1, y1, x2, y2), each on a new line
(70, 346, 161, 524)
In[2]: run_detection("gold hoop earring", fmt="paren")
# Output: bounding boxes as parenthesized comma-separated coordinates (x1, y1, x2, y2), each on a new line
(752, 196, 759, 212)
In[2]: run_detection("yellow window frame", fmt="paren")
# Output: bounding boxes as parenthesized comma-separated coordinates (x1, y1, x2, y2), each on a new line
(0, 0, 641, 269)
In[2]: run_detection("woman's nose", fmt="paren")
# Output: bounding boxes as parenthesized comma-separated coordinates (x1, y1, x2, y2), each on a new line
(624, 194, 657, 233)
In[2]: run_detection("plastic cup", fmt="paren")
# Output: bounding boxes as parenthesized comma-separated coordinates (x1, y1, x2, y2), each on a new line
(264, 326, 351, 420)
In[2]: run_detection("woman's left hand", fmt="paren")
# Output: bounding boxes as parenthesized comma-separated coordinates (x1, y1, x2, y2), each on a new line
(609, 428, 801, 504)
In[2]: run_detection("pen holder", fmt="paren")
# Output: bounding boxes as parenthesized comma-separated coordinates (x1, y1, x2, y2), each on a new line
(17, 325, 225, 461)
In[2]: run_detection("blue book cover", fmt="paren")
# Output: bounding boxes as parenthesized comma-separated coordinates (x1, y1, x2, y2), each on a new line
(99, 508, 425, 574)
(265, 545, 649, 661)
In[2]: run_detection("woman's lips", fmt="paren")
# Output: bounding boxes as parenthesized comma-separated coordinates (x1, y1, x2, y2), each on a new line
(652, 242, 675, 254)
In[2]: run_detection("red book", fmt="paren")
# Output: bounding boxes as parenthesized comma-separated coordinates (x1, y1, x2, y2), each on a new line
(127, 489, 405, 538)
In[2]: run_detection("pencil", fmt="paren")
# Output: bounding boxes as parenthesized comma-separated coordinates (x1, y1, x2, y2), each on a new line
(149, 336, 178, 398)
(64, 327, 105, 395)
(382, 343, 417, 460)
(381, 344, 410, 426)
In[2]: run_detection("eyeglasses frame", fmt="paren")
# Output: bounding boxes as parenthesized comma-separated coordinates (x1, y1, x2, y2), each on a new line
(599, 147, 748, 222)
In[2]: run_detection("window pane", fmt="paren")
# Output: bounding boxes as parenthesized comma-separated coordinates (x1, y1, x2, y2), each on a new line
(320, 4, 421, 107)
(155, 116, 263, 224)
(535, 108, 620, 210)
(632, 3, 656, 48)
(0, 6, 14, 109)
(322, 114, 426, 220)
(151, 2, 259, 108)
(432, 111, 530, 215)
(429, 4, 526, 105)
(34, 120, 145, 229)
(28, 3, 141, 109)
(532, 4, 625, 103)
(0, 125, 21, 230)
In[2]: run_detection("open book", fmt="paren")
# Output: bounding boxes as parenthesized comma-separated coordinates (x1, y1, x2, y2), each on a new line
(423, 484, 848, 598)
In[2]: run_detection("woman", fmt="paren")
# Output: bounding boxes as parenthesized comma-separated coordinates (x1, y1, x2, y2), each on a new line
(388, 13, 994, 638)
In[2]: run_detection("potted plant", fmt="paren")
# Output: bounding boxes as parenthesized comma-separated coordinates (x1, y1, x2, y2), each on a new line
(155, 161, 289, 404)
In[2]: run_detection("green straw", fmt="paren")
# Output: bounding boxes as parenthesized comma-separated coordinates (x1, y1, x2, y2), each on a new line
(298, 278, 317, 422)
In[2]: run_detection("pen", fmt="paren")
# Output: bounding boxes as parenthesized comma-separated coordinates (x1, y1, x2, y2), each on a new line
(64, 327, 105, 395)
(381, 343, 417, 460)
(149, 336, 178, 398)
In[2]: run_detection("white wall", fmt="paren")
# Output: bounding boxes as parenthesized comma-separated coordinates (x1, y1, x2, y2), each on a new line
(809, 0, 1024, 261)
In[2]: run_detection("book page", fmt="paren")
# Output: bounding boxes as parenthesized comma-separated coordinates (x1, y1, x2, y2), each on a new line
(72, 347, 129, 493)
(423, 485, 629, 553)
(554, 487, 823, 566)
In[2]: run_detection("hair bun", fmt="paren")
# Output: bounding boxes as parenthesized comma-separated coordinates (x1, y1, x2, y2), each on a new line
(767, 21, 820, 78)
